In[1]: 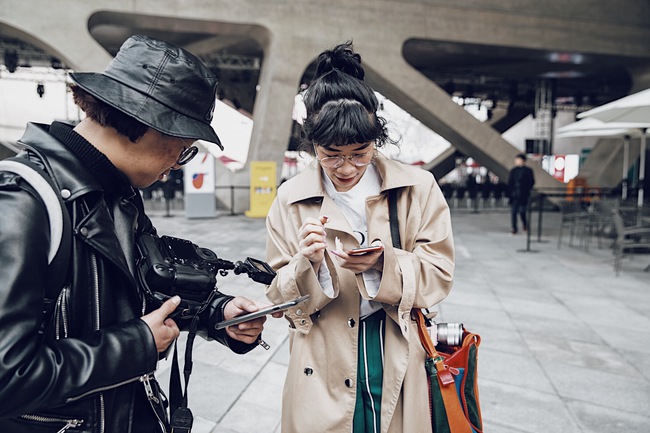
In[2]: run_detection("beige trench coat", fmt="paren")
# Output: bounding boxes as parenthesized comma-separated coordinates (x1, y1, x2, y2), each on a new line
(265, 155, 454, 433)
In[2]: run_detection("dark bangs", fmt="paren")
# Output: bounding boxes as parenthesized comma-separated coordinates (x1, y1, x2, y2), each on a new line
(305, 99, 388, 149)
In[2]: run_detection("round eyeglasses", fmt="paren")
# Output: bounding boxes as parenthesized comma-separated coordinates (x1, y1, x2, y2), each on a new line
(176, 143, 199, 166)
(315, 151, 376, 169)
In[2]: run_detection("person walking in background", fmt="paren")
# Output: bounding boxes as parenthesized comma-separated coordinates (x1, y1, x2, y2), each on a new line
(264, 41, 455, 433)
(508, 153, 535, 234)
(0, 35, 269, 433)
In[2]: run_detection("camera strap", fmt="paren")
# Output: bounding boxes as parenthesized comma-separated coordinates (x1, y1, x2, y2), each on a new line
(169, 315, 199, 433)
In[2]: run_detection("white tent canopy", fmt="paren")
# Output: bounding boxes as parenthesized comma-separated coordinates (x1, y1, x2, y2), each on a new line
(556, 117, 648, 136)
(577, 89, 650, 208)
(577, 87, 650, 124)
(555, 118, 646, 200)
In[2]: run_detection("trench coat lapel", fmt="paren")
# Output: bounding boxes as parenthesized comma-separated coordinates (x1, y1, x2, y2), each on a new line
(283, 164, 354, 237)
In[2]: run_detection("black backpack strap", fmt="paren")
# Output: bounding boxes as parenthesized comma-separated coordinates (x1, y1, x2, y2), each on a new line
(0, 157, 72, 309)
(388, 188, 402, 249)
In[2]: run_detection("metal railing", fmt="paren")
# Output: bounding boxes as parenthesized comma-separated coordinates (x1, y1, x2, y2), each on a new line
(521, 187, 647, 252)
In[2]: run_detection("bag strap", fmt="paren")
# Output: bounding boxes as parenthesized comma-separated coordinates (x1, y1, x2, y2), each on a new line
(388, 189, 402, 251)
(0, 158, 69, 264)
(0, 157, 72, 305)
(414, 310, 454, 384)
(388, 189, 472, 433)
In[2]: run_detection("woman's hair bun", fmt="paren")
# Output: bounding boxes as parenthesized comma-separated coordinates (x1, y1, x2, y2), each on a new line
(314, 41, 365, 81)
(299, 41, 396, 151)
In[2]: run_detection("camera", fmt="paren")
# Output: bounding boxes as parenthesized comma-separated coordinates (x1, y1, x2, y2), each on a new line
(429, 322, 464, 347)
(135, 233, 276, 317)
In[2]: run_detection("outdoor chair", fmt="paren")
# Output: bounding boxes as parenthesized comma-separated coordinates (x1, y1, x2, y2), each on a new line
(557, 200, 594, 250)
(611, 208, 650, 276)
(589, 198, 619, 249)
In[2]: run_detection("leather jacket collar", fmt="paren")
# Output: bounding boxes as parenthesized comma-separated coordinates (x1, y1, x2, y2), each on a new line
(18, 123, 103, 202)
(17, 122, 147, 286)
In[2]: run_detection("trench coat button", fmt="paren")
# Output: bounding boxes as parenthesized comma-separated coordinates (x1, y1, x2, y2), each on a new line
(79, 227, 88, 236)
(304, 367, 313, 376)
(347, 318, 356, 328)
(300, 319, 307, 325)
(344, 378, 353, 388)
(296, 309, 303, 316)
(60, 189, 71, 199)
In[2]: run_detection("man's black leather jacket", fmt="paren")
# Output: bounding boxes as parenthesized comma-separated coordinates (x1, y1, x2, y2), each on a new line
(0, 123, 255, 433)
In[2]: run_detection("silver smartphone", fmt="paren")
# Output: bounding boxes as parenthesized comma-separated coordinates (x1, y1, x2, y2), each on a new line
(214, 294, 311, 329)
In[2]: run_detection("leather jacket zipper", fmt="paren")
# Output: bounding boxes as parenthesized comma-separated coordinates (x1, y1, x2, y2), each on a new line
(141, 292, 147, 315)
(99, 394, 105, 433)
(20, 414, 83, 432)
(85, 206, 104, 431)
(140, 373, 160, 404)
(89, 233, 106, 432)
(90, 251, 100, 329)
(140, 373, 168, 433)
(55, 285, 70, 339)
(66, 374, 145, 402)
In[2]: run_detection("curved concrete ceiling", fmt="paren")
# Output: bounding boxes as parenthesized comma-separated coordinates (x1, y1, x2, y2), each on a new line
(3, 17, 647, 117)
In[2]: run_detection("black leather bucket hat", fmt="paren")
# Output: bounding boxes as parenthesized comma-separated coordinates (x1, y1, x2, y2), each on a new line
(70, 35, 223, 149)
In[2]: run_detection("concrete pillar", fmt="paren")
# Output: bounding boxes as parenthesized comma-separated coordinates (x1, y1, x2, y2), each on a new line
(222, 36, 317, 213)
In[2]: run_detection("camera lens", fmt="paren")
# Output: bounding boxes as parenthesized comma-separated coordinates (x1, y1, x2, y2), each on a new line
(435, 322, 464, 346)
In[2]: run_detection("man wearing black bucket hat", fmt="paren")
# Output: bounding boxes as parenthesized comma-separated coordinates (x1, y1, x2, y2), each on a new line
(0, 35, 267, 433)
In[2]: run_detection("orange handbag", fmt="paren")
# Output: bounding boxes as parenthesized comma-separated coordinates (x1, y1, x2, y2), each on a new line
(415, 310, 483, 433)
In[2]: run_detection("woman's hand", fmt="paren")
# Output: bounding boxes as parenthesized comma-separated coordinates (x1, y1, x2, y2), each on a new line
(331, 239, 384, 274)
(299, 215, 329, 267)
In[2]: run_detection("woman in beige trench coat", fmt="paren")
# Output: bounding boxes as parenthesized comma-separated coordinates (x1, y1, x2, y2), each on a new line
(265, 42, 454, 433)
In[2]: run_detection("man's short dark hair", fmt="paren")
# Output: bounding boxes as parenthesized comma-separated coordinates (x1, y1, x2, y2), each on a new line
(70, 85, 149, 142)
(515, 153, 527, 161)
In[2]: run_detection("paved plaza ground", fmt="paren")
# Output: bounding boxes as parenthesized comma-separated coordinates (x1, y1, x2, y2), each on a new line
(146, 203, 650, 433)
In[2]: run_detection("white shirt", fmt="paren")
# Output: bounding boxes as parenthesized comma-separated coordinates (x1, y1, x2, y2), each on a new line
(319, 164, 383, 319)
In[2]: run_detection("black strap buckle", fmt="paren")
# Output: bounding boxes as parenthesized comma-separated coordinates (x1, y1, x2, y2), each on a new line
(170, 406, 193, 433)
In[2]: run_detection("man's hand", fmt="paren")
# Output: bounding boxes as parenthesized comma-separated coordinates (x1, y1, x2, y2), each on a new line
(141, 296, 181, 353)
(223, 297, 282, 344)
